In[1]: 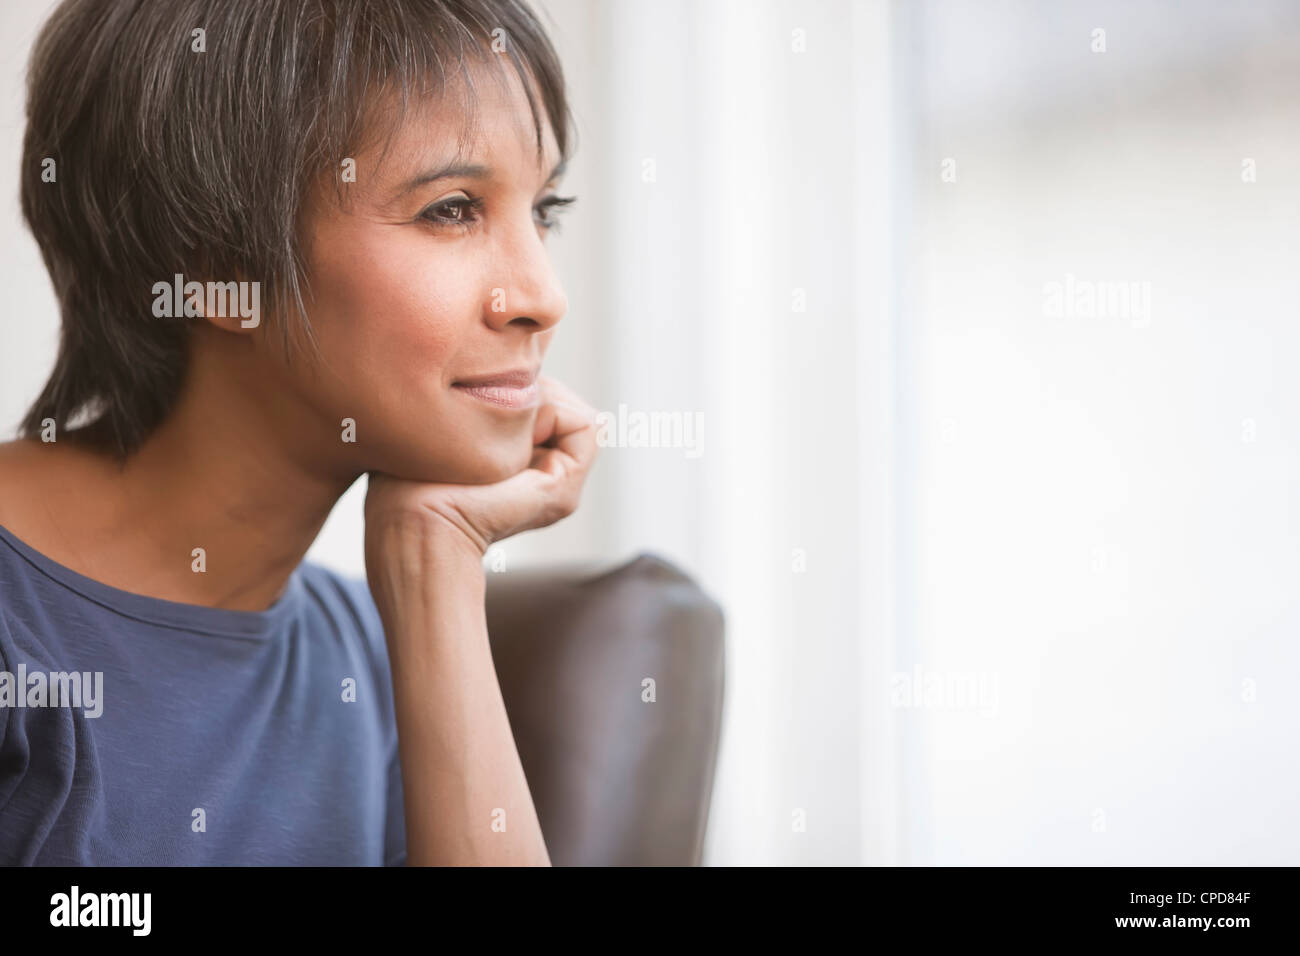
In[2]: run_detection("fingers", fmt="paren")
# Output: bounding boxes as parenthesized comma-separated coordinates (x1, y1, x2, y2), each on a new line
(451, 376, 600, 542)
(463, 464, 554, 539)
(532, 399, 557, 446)
(534, 376, 598, 478)
(514, 377, 597, 528)
(537, 376, 593, 424)
(532, 376, 594, 438)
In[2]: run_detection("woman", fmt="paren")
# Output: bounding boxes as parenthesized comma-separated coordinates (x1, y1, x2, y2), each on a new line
(0, 0, 595, 866)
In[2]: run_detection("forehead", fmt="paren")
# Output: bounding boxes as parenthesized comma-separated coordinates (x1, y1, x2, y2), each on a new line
(367, 59, 561, 182)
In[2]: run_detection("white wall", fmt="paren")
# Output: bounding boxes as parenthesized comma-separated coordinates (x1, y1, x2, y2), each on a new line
(546, 0, 900, 865)
(901, 0, 1300, 864)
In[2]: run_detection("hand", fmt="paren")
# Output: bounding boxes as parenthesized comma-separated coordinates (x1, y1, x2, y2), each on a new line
(363, 376, 599, 564)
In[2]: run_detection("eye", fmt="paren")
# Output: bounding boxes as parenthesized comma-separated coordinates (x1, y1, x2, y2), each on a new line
(535, 195, 577, 233)
(419, 195, 485, 230)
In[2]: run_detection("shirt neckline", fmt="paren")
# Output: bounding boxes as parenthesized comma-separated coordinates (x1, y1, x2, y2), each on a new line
(0, 521, 304, 639)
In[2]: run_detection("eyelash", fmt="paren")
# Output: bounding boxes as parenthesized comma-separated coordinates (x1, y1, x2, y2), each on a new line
(419, 194, 577, 234)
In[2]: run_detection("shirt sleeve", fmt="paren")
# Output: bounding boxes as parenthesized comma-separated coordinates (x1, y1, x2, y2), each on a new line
(384, 736, 407, 866)
(0, 609, 80, 866)
(338, 573, 407, 867)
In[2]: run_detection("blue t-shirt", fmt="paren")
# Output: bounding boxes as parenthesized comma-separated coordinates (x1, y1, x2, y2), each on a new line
(0, 522, 406, 865)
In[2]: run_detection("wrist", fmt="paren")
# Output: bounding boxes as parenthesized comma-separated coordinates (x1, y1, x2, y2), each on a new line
(364, 510, 487, 616)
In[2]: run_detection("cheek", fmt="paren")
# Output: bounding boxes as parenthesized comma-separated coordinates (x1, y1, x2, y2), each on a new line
(300, 227, 494, 432)
(318, 236, 474, 375)
(290, 220, 533, 481)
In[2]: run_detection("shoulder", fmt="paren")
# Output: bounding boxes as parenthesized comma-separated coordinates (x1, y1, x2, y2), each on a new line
(296, 562, 382, 632)
(0, 583, 80, 865)
(0, 437, 100, 530)
(294, 561, 392, 678)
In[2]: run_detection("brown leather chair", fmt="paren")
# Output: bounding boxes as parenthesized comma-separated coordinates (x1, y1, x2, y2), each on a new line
(485, 552, 725, 866)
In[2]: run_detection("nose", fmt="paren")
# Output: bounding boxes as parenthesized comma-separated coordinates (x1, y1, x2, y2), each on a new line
(482, 218, 567, 334)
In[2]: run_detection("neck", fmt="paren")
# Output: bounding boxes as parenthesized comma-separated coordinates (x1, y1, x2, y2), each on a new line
(8, 329, 360, 611)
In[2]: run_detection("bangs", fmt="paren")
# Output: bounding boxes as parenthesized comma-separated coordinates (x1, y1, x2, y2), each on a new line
(312, 0, 572, 202)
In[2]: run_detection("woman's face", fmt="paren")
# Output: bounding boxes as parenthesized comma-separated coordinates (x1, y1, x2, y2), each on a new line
(287, 64, 569, 485)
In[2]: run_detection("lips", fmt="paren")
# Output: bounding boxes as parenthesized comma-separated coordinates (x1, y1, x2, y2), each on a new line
(453, 368, 537, 389)
(451, 367, 540, 409)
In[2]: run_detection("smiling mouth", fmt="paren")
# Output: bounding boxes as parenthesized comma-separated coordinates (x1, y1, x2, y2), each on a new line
(451, 368, 540, 409)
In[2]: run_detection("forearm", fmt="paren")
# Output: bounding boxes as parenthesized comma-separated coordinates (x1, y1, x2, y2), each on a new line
(368, 517, 551, 866)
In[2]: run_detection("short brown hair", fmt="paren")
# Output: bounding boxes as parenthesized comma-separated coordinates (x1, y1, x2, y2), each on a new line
(19, 0, 573, 457)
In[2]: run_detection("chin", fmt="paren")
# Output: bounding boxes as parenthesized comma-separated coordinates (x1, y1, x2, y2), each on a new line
(458, 443, 534, 484)
(383, 429, 534, 486)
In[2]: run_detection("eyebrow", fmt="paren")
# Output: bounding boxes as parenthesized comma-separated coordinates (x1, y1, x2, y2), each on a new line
(400, 157, 568, 194)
